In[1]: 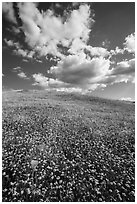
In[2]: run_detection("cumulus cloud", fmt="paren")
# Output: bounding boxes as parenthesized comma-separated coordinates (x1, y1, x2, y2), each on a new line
(110, 33, 135, 57)
(4, 38, 35, 61)
(110, 46, 124, 56)
(33, 51, 135, 92)
(2, 2, 17, 24)
(4, 39, 30, 58)
(48, 55, 110, 90)
(13, 49, 28, 58)
(4, 3, 110, 61)
(110, 58, 135, 76)
(4, 39, 20, 49)
(3, 2, 135, 93)
(100, 58, 135, 85)
(17, 3, 94, 59)
(4, 38, 36, 60)
(32, 73, 66, 88)
(124, 33, 135, 53)
(86, 46, 109, 57)
(12, 66, 29, 80)
(17, 71, 29, 80)
(32, 73, 49, 87)
(32, 72, 107, 92)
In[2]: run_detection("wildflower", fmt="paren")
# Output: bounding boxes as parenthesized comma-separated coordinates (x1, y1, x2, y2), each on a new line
(31, 159, 38, 170)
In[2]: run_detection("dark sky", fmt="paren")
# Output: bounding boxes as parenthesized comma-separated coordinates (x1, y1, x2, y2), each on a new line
(2, 2, 135, 100)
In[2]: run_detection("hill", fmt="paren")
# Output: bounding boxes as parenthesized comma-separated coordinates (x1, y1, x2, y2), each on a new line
(2, 90, 135, 202)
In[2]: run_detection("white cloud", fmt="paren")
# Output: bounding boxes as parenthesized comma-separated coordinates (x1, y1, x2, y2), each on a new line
(86, 46, 109, 57)
(13, 66, 21, 71)
(13, 48, 36, 59)
(12, 66, 29, 80)
(4, 39, 14, 47)
(14, 49, 28, 58)
(4, 39, 20, 49)
(17, 71, 29, 80)
(4, 38, 37, 60)
(110, 58, 135, 76)
(110, 46, 124, 56)
(36, 59, 43, 63)
(49, 55, 110, 89)
(124, 33, 135, 53)
(32, 73, 66, 88)
(32, 73, 49, 87)
(3, 3, 135, 93)
(32, 72, 107, 92)
(110, 33, 135, 57)
(5, 3, 110, 62)
(100, 58, 135, 85)
(22, 59, 29, 62)
(17, 3, 94, 59)
(120, 97, 133, 102)
(2, 2, 17, 24)
(32, 55, 134, 92)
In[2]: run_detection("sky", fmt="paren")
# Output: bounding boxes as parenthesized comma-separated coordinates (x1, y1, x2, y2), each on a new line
(2, 2, 135, 100)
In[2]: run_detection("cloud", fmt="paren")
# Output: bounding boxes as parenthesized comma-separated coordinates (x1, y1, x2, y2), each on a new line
(36, 59, 43, 63)
(13, 66, 21, 71)
(110, 46, 124, 56)
(33, 54, 135, 92)
(13, 49, 28, 58)
(22, 59, 29, 62)
(32, 72, 107, 93)
(5, 3, 109, 62)
(32, 73, 66, 88)
(3, 3, 135, 93)
(2, 2, 17, 24)
(110, 33, 135, 57)
(100, 58, 135, 85)
(4, 38, 40, 61)
(17, 71, 29, 80)
(32, 73, 49, 87)
(5, 2, 110, 62)
(17, 3, 94, 59)
(124, 33, 135, 53)
(4, 39, 20, 49)
(120, 97, 133, 102)
(4, 38, 37, 60)
(12, 66, 29, 80)
(49, 55, 110, 89)
(110, 58, 135, 76)
(86, 46, 109, 57)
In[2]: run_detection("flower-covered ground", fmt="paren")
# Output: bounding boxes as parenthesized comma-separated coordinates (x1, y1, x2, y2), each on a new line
(2, 90, 135, 202)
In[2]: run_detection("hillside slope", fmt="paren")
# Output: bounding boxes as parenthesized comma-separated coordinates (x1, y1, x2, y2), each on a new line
(2, 90, 135, 202)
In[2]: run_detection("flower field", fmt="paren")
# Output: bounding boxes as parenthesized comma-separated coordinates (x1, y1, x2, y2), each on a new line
(2, 90, 135, 202)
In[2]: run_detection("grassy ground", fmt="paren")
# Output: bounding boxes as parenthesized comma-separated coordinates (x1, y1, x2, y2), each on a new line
(2, 90, 135, 202)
